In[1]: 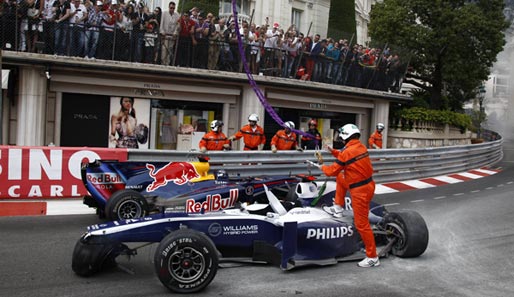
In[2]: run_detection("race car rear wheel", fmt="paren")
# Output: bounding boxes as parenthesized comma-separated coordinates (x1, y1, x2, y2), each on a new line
(385, 211, 429, 258)
(154, 229, 219, 294)
(105, 190, 149, 221)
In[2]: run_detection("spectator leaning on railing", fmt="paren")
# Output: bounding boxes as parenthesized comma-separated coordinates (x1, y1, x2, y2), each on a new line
(159, 1, 179, 66)
(69, 0, 87, 57)
(54, 0, 71, 56)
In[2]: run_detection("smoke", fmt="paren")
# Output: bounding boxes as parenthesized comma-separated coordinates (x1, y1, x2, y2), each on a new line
(484, 3, 514, 141)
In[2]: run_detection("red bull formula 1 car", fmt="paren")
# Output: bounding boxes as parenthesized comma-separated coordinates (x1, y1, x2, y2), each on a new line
(72, 184, 429, 294)
(82, 156, 307, 221)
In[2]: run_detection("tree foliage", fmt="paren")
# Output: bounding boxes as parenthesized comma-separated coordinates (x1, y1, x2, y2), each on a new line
(328, 0, 357, 41)
(177, 0, 219, 16)
(368, 0, 509, 110)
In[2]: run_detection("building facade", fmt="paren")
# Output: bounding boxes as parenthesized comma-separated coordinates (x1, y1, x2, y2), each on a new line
(1, 51, 409, 150)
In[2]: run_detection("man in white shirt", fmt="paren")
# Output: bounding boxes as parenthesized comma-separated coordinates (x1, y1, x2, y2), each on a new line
(159, 1, 179, 66)
(69, 0, 88, 56)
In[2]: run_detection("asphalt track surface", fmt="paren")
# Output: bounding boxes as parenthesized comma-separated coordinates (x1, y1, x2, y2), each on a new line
(1, 143, 514, 297)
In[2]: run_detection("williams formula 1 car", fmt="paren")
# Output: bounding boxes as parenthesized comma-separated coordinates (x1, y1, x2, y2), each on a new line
(72, 181, 429, 294)
(81, 156, 305, 221)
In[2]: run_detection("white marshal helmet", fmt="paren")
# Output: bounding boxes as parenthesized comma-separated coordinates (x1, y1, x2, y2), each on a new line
(210, 120, 223, 132)
(284, 121, 295, 129)
(339, 124, 361, 140)
(377, 123, 385, 131)
(248, 113, 259, 122)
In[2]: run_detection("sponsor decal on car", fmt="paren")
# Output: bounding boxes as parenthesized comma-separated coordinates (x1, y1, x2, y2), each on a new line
(306, 226, 354, 240)
(146, 162, 200, 191)
(208, 223, 222, 237)
(222, 224, 259, 235)
(87, 172, 123, 184)
(186, 189, 239, 213)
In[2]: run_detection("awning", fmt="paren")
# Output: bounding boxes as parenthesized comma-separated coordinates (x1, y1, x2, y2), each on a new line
(2, 69, 10, 89)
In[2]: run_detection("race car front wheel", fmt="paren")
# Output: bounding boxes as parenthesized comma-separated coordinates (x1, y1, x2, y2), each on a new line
(384, 211, 429, 258)
(105, 190, 149, 221)
(154, 229, 219, 294)
(72, 235, 126, 277)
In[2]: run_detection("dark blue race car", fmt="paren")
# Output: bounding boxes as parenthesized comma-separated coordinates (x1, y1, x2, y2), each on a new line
(81, 156, 307, 221)
(72, 184, 429, 294)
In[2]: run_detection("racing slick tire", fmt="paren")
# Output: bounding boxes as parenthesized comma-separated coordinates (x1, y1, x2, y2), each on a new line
(72, 235, 126, 277)
(105, 190, 149, 221)
(384, 211, 429, 258)
(154, 229, 219, 294)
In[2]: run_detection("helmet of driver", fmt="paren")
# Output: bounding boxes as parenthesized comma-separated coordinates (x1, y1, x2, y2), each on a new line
(284, 121, 295, 130)
(308, 119, 317, 127)
(377, 123, 385, 131)
(339, 124, 361, 140)
(248, 113, 259, 122)
(216, 169, 228, 180)
(210, 120, 223, 132)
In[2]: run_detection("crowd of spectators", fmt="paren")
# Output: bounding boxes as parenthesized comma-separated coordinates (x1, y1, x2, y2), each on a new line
(1, 0, 406, 92)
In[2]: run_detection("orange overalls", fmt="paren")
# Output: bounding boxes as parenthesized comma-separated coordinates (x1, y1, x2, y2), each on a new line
(271, 130, 298, 150)
(368, 130, 382, 149)
(321, 139, 377, 258)
(199, 131, 230, 151)
(232, 124, 266, 150)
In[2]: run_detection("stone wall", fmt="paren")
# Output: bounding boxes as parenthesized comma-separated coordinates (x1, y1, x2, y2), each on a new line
(387, 121, 472, 148)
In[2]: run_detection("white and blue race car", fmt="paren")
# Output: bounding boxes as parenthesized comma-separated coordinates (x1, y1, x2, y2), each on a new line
(72, 180, 429, 294)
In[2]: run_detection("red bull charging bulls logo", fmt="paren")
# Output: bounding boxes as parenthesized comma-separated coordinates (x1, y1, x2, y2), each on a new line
(146, 162, 200, 192)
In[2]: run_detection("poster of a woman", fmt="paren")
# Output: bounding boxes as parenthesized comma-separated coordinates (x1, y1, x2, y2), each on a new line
(109, 97, 150, 149)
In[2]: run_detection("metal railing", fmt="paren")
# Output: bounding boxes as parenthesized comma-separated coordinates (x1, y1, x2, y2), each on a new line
(126, 138, 503, 184)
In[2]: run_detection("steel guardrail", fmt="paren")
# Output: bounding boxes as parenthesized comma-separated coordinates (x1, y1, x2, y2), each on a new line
(127, 138, 503, 184)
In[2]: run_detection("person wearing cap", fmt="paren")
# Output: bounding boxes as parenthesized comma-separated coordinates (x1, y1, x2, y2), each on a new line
(368, 122, 385, 149)
(95, 0, 117, 60)
(271, 121, 303, 152)
(228, 113, 266, 151)
(159, 1, 179, 66)
(310, 123, 378, 268)
(199, 120, 230, 152)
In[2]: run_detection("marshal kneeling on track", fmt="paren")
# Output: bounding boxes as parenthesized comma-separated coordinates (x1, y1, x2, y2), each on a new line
(72, 179, 429, 294)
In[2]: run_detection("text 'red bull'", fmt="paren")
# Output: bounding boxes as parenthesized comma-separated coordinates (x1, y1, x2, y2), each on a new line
(186, 189, 239, 213)
(146, 162, 200, 192)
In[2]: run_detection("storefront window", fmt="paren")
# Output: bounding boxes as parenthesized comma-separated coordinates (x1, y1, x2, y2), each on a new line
(150, 99, 223, 150)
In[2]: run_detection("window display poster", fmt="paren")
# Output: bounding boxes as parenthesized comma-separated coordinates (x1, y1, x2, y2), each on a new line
(109, 97, 151, 149)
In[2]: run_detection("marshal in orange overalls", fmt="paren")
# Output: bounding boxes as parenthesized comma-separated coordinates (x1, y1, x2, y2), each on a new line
(321, 138, 377, 258)
(271, 129, 298, 150)
(231, 124, 266, 150)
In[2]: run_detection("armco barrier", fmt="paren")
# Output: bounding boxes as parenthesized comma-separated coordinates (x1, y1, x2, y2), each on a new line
(127, 138, 503, 184)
